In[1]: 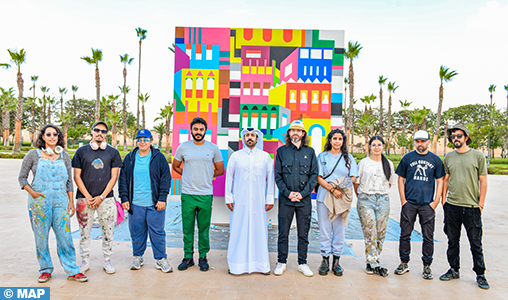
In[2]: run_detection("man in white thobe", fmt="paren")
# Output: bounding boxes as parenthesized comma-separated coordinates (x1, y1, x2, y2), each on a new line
(225, 127, 275, 275)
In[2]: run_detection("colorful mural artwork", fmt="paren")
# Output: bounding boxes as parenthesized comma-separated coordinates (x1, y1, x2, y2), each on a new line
(171, 27, 345, 196)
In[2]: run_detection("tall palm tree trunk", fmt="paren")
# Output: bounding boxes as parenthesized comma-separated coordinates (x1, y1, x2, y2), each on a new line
(343, 85, 347, 127)
(402, 111, 407, 154)
(48, 105, 51, 124)
(386, 94, 392, 155)
(443, 121, 448, 155)
(379, 88, 384, 136)
(165, 117, 170, 155)
(123, 68, 128, 151)
(39, 97, 44, 129)
(142, 104, 146, 129)
(137, 40, 142, 130)
(31, 82, 36, 146)
(2, 107, 8, 146)
(13, 72, 24, 154)
(432, 84, 444, 153)
(64, 121, 68, 151)
(95, 66, 100, 121)
(347, 62, 354, 152)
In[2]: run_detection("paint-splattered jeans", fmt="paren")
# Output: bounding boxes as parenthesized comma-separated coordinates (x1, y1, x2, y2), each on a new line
(357, 193, 390, 268)
(76, 197, 117, 262)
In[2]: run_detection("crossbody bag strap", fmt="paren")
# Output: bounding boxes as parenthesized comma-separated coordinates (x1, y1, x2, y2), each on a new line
(322, 154, 342, 180)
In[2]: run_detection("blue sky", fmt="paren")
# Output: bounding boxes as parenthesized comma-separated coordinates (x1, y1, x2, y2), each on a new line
(1, 0, 507, 128)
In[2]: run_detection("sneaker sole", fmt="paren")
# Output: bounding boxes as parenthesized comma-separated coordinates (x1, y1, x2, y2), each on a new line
(103, 268, 116, 274)
(274, 269, 286, 276)
(67, 277, 88, 282)
(439, 276, 459, 281)
(130, 265, 142, 270)
(395, 269, 409, 275)
(155, 265, 173, 273)
(38, 277, 51, 283)
(423, 275, 433, 280)
(298, 269, 314, 277)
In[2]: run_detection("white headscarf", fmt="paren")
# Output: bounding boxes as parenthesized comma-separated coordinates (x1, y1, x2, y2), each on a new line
(241, 127, 264, 151)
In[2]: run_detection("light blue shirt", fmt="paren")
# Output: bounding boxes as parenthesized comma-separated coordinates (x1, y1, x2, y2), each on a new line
(132, 151, 153, 207)
(316, 152, 358, 202)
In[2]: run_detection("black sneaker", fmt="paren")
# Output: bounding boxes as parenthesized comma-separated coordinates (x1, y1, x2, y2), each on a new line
(177, 258, 194, 271)
(318, 256, 329, 276)
(439, 268, 460, 281)
(422, 265, 433, 280)
(365, 263, 375, 275)
(394, 262, 409, 275)
(476, 275, 490, 289)
(199, 257, 209, 272)
(375, 266, 389, 277)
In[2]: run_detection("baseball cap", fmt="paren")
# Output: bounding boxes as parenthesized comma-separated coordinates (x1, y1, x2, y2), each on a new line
(288, 120, 306, 132)
(414, 130, 429, 141)
(92, 120, 109, 131)
(136, 129, 152, 139)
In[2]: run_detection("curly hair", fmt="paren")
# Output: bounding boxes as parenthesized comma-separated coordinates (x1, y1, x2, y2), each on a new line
(35, 124, 65, 149)
(284, 129, 309, 147)
(324, 128, 351, 171)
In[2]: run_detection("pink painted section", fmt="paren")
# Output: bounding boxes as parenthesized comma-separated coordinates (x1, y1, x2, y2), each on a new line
(219, 65, 230, 70)
(200, 28, 230, 51)
(219, 57, 230, 61)
(230, 97, 240, 114)
(280, 48, 299, 82)
(332, 66, 344, 70)
(174, 46, 190, 73)
(240, 58, 273, 105)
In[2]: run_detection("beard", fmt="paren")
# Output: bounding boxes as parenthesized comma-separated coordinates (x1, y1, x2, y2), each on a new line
(246, 139, 256, 147)
(291, 134, 301, 143)
(416, 145, 427, 153)
(453, 140, 463, 149)
(192, 132, 204, 142)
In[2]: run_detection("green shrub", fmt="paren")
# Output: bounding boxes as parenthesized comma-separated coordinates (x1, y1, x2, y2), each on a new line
(0, 153, 26, 159)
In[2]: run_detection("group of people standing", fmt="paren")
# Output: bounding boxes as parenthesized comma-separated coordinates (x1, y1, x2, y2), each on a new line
(18, 118, 489, 290)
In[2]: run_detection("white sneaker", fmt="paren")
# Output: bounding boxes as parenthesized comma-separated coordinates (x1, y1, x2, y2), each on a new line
(156, 258, 173, 273)
(130, 256, 144, 270)
(274, 263, 286, 276)
(103, 260, 116, 274)
(79, 260, 90, 274)
(298, 264, 314, 277)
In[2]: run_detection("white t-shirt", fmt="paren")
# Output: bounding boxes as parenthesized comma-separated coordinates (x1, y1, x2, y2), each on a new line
(357, 157, 396, 195)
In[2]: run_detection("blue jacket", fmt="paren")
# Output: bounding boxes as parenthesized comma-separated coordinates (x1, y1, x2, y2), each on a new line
(119, 146, 171, 214)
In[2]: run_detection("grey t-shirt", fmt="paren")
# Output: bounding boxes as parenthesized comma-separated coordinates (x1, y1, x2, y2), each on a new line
(174, 140, 223, 195)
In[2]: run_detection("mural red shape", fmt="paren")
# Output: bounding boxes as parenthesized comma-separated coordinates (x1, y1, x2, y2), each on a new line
(283, 29, 293, 43)
(244, 28, 253, 41)
(263, 29, 272, 42)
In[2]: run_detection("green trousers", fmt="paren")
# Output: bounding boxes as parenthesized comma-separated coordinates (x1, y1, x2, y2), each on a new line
(181, 194, 213, 258)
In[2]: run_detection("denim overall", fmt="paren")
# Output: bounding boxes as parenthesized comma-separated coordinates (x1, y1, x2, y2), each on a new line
(28, 149, 79, 276)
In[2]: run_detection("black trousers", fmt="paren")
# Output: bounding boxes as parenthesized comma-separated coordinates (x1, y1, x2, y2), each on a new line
(277, 203, 312, 265)
(443, 202, 486, 275)
(399, 202, 435, 266)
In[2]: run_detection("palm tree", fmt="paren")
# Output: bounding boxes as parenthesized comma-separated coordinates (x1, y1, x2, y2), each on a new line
(58, 87, 67, 147)
(0, 63, 11, 69)
(107, 111, 122, 149)
(168, 43, 176, 53)
(442, 110, 452, 155)
(420, 106, 432, 130)
(504, 84, 508, 110)
(100, 96, 111, 122)
(80, 48, 103, 120)
(153, 123, 166, 148)
(378, 75, 388, 135)
(138, 93, 150, 128)
(432, 65, 458, 153)
(344, 41, 362, 151)
(386, 81, 399, 155)
(488, 84, 496, 158)
(409, 109, 425, 132)
(135, 27, 147, 130)
(358, 112, 377, 154)
(1, 87, 15, 146)
(40, 86, 49, 126)
(399, 99, 412, 154)
(154, 103, 173, 155)
(29, 75, 38, 146)
(120, 53, 134, 150)
(46, 96, 56, 124)
(343, 77, 348, 121)
(7, 48, 26, 154)
(61, 111, 73, 151)
(71, 85, 79, 100)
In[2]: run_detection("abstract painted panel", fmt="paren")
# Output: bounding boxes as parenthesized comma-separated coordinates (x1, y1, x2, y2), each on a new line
(172, 27, 345, 196)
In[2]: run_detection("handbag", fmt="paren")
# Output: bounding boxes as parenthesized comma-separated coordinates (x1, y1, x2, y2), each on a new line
(314, 154, 343, 193)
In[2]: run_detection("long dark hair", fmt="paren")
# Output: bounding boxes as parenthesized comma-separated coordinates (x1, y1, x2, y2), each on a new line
(369, 135, 391, 181)
(324, 128, 351, 171)
(284, 129, 309, 147)
(35, 124, 65, 149)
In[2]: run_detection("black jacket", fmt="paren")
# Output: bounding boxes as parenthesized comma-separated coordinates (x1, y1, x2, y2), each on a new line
(274, 143, 318, 207)
(118, 146, 171, 214)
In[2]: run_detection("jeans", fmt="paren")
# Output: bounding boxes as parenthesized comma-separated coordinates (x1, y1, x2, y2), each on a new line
(443, 202, 486, 275)
(277, 203, 312, 265)
(399, 201, 435, 266)
(357, 194, 390, 267)
(129, 204, 167, 260)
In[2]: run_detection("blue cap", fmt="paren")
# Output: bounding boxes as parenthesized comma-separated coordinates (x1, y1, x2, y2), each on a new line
(136, 129, 152, 139)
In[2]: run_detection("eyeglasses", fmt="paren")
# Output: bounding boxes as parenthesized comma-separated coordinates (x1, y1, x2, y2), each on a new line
(450, 134, 463, 140)
(371, 144, 383, 148)
(137, 138, 151, 143)
(93, 128, 108, 134)
(45, 132, 58, 137)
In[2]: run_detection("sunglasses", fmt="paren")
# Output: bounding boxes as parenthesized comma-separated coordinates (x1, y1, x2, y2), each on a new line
(45, 132, 58, 137)
(93, 128, 108, 134)
(137, 138, 151, 143)
(450, 134, 463, 140)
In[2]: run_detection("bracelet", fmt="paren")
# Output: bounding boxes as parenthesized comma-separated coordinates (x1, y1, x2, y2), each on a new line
(331, 187, 337, 193)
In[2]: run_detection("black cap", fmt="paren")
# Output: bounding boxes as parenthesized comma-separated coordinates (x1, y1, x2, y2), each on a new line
(92, 120, 109, 132)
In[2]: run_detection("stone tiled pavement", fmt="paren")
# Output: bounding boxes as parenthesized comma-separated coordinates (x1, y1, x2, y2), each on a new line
(1, 158, 507, 299)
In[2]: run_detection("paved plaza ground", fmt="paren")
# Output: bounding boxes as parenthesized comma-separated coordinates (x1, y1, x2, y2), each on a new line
(1, 158, 507, 299)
